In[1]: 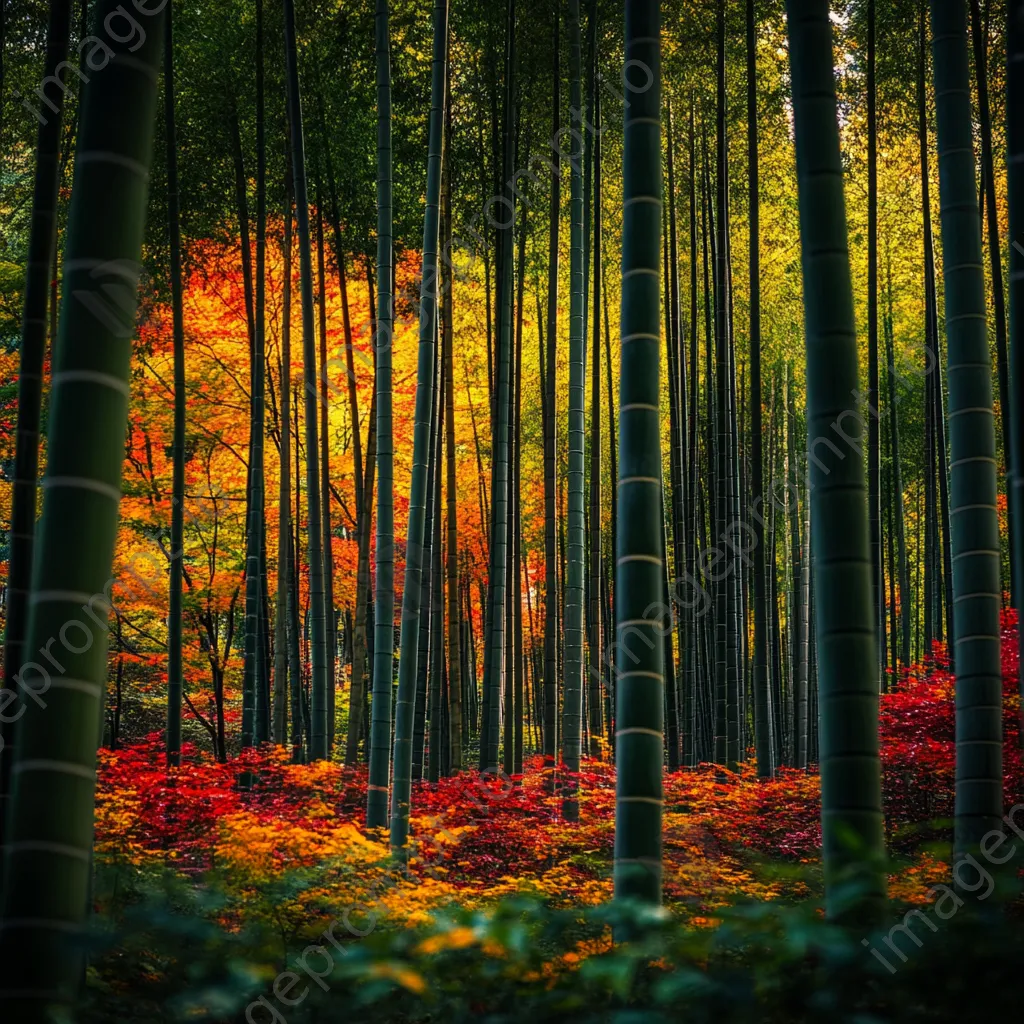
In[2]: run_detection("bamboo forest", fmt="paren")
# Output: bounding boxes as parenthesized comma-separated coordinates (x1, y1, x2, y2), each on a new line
(1, 0, 1024, 1019)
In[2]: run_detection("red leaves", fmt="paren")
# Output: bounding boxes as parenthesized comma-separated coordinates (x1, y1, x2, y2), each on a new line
(95, 613, 1024, 895)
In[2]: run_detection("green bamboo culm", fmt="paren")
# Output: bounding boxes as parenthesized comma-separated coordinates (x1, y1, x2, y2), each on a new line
(165, 0, 186, 768)
(542, 7, 560, 791)
(367, 0, 395, 824)
(1009, 1, 1024, 745)
(481, 0, 516, 776)
(252, 0, 269, 746)
(284, 0, 329, 761)
(275, 173, 294, 747)
(0, 0, 164, 1011)
(745, 0, 772, 779)
(614, 0, 665, 908)
(561, 0, 585, 822)
(785, 0, 885, 922)
(929, 0, 1004, 856)
(241, 0, 267, 752)
(390, 0, 449, 857)
(714, 0, 739, 775)
(0, 0, 72, 840)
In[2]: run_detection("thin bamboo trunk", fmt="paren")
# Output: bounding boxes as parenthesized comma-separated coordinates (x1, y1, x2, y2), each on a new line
(316, 182, 336, 754)
(1009, 0, 1024, 746)
(481, 0, 516, 779)
(367, 0, 395, 818)
(788, 374, 807, 769)
(429, 344, 446, 784)
(284, 0, 328, 762)
(275, 160, 294, 746)
(442, 49, 462, 770)
(165, 3, 185, 765)
(686, 95, 701, 769)
(562, 0, 586, 821)
(587, 90, 604, 759)
(390, 0, 449, 852)
(413, 345, 437, 781)
(291, 382, 305, 762)
(970, 0, 1013, 600)
(715, 0, 739, 773)
(867, 0, 882, 686)
(542, 6, 560, 791)
(884, 249, 911, 670)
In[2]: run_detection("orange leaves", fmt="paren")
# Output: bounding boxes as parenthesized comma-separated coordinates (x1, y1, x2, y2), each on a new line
(91, 614, 1024, 950)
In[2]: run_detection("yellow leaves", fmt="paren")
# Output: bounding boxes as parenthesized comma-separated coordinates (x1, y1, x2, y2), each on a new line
(279, 759, 346, 792)
(408, 817, 476, 847)
(414, 925, 478, 955)
(366, 961, 427, 995)
(537, 935, 613, 980)
(373, 875, 461, 927)
(214, 812, 387, 881)
(888, 853, 949, 904)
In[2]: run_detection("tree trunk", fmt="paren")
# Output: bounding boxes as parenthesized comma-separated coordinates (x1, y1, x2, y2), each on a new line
(715, 0, 739, 774)
(929, 0, 1003, 859)
(786, 0, 885, 921)
(788, 372, 807, 769)
(686, 95, 701, 769)
(346, 350, 377, 765)
(367, 0, 396, 819)
(165, 1, 186, 766)
(274, 163, 294, 746)
(970, 0, 1013, 601)
(232, 99, 259, 752)
(663, 100, 683, 770)
(389, 0, 449, 852)
(429, 341, 446, 784)
(588, 91, 604, 759)
(867, 0, 882, 687)
(884, 248, 912, 672)
(412, 344, 437, 781)
(481, 0, 516, 778)
(614, 0, 664, 911)
(291, 385, 305, 763)
(562, 0, 586, 821)
(442, 49, 462, 770)
(542, 5, 560, 791)
(316, 180, 337, 754)
(1008, 0, 1024, 746)
(918, 11, 954, 661)
(0, 1, 164, 1005)
(284, 0, 328, 761)
(513, 210, 526, 777)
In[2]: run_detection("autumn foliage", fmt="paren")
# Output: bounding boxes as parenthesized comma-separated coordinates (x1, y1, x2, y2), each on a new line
(94, 612, 1024, 935)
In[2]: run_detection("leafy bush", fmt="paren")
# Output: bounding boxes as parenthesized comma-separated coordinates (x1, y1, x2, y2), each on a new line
(81, 860, 1023, 1023)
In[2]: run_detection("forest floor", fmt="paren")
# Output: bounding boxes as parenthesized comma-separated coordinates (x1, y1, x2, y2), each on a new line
(94, 615, 1022, 942)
